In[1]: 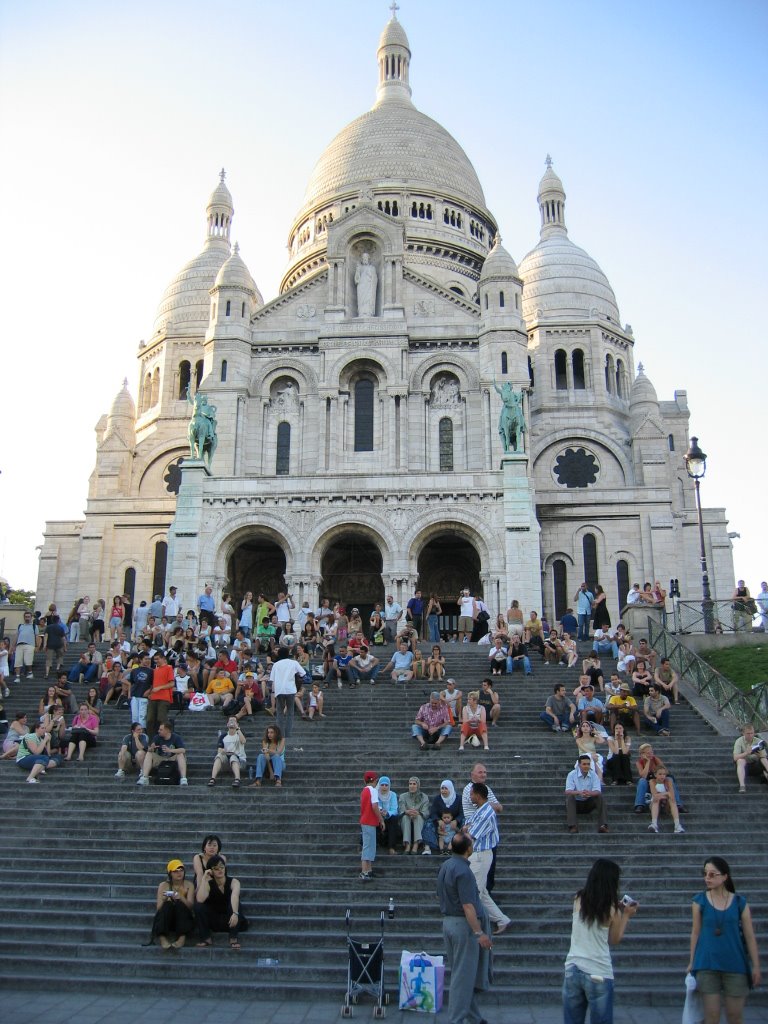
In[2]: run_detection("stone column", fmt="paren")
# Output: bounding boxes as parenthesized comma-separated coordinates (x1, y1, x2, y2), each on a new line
(166, 459, 211, 606)
(501, 454, 542, 619)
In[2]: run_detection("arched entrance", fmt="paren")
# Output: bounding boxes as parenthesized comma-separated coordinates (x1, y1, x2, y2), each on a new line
(227, 535, 287, 606)
(416, 533, 482, 637)
(320, 530, 383, 624)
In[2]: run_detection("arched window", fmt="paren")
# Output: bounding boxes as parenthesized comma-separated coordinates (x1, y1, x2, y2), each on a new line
(555, 349, 568, 390)
(221, 360, 228, 383)
(178, 360, 191, 400)
(484, 293, 489, 310)
(616, 359, 624, 399)
(241, 301, 246, 317)
(276, 421, 290, 475)
(528, 356, 534, 390)
(225, 300, 231, 317)
(500, 352, 508, 374)
(354, 378, 374, 452)
(499, 290, 505, 308)
(583, 533, 598, 591)
(605, 354, 615, 394)
(150, 367, 160, 407)
(141, 373, 152, 413)
(123, 567, 136, 606)
(195, 360, 204, 388)
(439, 417, 454, 471)
(668, 433, 675, 451)
(552, 559, 568, 621)
(572, 349, 586, 389)
(152, 541, 167, 602)
(616, 559, 629, 612)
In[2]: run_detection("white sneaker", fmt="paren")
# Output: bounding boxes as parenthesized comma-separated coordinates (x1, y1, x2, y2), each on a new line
(179, 777, 188, 786)
(421, 847, 431, 856)
(337, 680, 342, 688)
(26, 778, 39, 784)
(674, 824, 685, 834)
(114, 769, 125, 778)
(26, 673, 34, 679)
(462, 637, 469, 643)
(2, 687, 9, 697)
(14, 676, 21, 683)
(136, 776, 149, 786)
(647, 823, 659, 833)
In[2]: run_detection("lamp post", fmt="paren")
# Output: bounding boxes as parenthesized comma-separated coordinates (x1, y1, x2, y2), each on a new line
(684, 436, 714, 634)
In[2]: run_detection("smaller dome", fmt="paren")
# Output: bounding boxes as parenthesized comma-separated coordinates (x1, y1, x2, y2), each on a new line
(538, 156, 565, 199)
(109, 379, 135, 421)
(214, 243, 262, 303)
(629, 363, 659, 406)
(480, 237, 518, 281)
(378, 16, 410, 51)
(207, 168, 232, 211)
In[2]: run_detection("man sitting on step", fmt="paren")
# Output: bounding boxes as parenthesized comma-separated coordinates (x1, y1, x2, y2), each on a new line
(412, 691, 452, 749)
(564, 754, 608, 833)
(137, 720, 188, 786)
(381, 639, 414, 684)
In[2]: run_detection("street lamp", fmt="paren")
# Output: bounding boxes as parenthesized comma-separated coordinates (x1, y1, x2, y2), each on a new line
(684, 436, 714, 634)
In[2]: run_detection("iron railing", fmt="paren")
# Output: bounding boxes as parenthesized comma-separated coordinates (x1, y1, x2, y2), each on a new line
(648, 619, 767, 729)
(670, 599, 759, 635)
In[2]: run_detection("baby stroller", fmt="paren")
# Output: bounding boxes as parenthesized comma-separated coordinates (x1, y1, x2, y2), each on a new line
(342, 908, 389, 1018)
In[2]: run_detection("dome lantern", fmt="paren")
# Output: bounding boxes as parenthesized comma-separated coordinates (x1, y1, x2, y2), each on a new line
(376, 2, 412, 107)
(538, 155, 567, 239)
(206, 168, 234, 243)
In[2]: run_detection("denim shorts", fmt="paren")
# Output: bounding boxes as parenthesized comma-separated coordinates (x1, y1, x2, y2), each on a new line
(360, 824, 377, 862)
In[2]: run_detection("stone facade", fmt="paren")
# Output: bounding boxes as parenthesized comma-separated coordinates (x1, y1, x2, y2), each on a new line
(36, 14, 734, 626)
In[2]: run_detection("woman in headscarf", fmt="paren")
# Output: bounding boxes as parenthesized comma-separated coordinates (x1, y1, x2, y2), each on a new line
(422, 779, 464, 854)
(398, 776, 430, 855)
(376, 776, 401, 855)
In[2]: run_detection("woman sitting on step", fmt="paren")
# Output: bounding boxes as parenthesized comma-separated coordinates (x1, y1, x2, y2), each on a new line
(65, 702, 100, 761)
(193, 835, 226, 888)
(195, 855, 248, 950)
(249, 724, 286, 787)
(151, 858, 195, 950)
(603, 722, 633, 786)
(572, 722, 607, 781)
(458, 691, 489, 752)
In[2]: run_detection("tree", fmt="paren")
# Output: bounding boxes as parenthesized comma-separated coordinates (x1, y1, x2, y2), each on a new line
(4, 588, 36, 609)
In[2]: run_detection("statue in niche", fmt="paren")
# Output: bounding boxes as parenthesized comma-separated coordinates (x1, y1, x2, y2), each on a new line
(493, 379, 526, 454)
(432, 375, 460, 406)
(354, 252, 378, 317)
(274, 380, 298, 411)
(186, 388, 218, 467)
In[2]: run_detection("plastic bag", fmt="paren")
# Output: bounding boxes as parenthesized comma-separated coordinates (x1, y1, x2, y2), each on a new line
(682, 973, 703, 1024)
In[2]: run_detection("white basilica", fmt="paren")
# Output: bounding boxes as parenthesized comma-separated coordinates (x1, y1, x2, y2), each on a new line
(37, 12, 735, 626)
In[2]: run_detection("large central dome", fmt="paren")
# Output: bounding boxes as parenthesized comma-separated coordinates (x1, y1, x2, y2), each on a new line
(282, 14, 495, 293)
(302, 103, 486, 213)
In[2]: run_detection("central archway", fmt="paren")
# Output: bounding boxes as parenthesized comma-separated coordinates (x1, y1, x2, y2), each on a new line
(227, 535, 287, 607)
(416, 532, 482, 635)
(320, 530, 383, 624)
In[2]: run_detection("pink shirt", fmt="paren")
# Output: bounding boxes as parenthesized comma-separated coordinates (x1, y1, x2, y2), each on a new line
(72, 713, 99, 731)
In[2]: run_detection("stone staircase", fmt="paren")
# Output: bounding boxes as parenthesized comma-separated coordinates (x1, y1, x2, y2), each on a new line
(1, 638, 766, 1008)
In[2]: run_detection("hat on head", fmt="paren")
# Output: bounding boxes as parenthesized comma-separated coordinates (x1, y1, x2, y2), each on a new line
(166, 859, 184, 872)
(364, 771, 378, 783)
(619, 682, 631, 692)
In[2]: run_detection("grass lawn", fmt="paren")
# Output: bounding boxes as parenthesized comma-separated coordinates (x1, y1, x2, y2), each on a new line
(701, 644, 768, 694)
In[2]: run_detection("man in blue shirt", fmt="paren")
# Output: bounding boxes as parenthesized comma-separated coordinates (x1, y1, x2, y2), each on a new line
(574, 583, 594, 642)
(560, 607, 578, 636)
(382, 640, 414, 683)
(406, 590, 424, 638)
(197, 585, 216, 629)
(436, 833, 492, 1024)
(565, 754, 608, 832)
(326, 643, 356, 688)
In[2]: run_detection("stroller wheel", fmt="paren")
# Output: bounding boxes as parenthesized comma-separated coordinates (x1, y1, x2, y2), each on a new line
(373, 1008, 386, 1019)
(341, 1004, 352, 1017)
(384, 993, 391, 1005)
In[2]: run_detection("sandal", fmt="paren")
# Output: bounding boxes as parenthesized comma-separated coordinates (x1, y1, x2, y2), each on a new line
(275, 778, 282, 787)
(196, 939, 213, 947)
(232, 779, 240, 788)
(229, 939, 241, 949)
(208, 779, 216, 786)
(249, 780, 261, 787)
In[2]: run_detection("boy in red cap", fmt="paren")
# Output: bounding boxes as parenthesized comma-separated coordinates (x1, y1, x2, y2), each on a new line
(359, 770, 384, 882)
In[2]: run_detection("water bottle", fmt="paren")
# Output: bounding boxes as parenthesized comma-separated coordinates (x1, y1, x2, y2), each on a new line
(388, 897, 395, 919)
(257, 957, 280, 967)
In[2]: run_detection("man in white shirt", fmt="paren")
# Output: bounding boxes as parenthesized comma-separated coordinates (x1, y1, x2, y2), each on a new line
(162, 587, 181, 618)
(565, 755, 608, 833)
(275, 592, 295, 631)
(626, 584, 642, 606)
(383, 595, 403, 642)
(457, 589, 478, 643)
(269, 649, 306, 739)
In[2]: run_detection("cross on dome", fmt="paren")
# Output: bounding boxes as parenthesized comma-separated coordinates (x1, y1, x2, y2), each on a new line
(545, 154, 553, 168)
(219, 168, 226, 183)
(389, 1, 400, 18)
(637, 361, 645, 374)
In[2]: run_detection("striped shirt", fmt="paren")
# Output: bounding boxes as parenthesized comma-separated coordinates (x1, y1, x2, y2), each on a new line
(467, 800, 499, 852)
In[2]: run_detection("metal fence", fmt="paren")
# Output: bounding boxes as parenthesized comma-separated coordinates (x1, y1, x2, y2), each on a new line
(671, 599, 759, 635)
(648, 619, 767, 730)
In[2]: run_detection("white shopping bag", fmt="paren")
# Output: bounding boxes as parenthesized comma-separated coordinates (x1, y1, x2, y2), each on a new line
(399, 950, 444, 1013)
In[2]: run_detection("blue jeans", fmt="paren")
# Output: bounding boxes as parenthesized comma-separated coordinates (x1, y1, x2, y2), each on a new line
(539, 710, 571, 730)
(593, 641, 619, 660)
(577, 614, 591, 642)
(635, 773, 681, 808)
(562, 964, 614, 1024)
(411, 723, 452, 743)
(644, 708, 670, 733)
(253, 751, 284, 780)
(351, 664, 380, 683)
(507, 655, 532, 675)
(427, 615, 440, 643)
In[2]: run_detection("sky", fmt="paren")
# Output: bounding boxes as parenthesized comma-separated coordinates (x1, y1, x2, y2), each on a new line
(1, 0, 766, 594)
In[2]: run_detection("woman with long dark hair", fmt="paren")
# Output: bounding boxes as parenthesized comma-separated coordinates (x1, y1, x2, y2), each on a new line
(591, 584, 611, 630)
(195, 854, 248, 949)
(562, 858, 638, 1023)
(193, 835, 226, 888)
(687, 856, 761, 1024)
